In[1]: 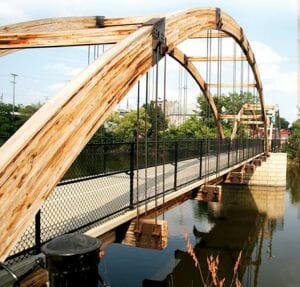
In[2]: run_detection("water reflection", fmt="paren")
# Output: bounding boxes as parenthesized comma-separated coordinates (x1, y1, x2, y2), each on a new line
(143, 186, 285, 287)
(287, 164, 300, 203)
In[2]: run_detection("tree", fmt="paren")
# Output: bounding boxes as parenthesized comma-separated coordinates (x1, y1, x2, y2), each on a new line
(277, 117, 289, 130)
(143, 101, 168, 139)
(166, 116, 216, 139)
(287, 119, 300, 162)
(196, 92, 255, 138)
(0, 102, 41, 143)
(111, 108, 151, 140)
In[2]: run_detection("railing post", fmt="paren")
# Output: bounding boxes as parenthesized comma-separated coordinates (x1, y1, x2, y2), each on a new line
(241, 138, 245, 161)
(235, 140, 238, 164)
(227, 139, 231, 168)
(207, 139, 210, 176)
(199, 140, 203, 178)
(103, 144, 107, 173)
(174, 141, 178, 190)
(129, 142, 135, 209)
(216, 138, 220, 173)
(247, 139, 250, 159)
(35, 210, 41, 254)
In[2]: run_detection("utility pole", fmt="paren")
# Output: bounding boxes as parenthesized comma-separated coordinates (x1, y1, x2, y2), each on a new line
(0, 92, 3, 102)
(10, 73, 18, 117)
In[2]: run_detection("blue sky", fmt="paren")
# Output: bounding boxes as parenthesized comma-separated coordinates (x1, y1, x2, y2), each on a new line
(0, 0, 298, 123)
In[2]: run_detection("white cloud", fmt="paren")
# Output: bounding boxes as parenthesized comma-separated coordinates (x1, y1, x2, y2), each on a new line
(251, 41, 287, 64)
(251, 42, 297, 122)
(228, 0, 296, 14)
(44, 62, 84, 79)
(0, 2, 27, 23)
(48, 82, 66, 93)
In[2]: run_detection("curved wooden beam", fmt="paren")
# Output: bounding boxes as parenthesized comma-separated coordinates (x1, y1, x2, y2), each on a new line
(0, 26, 140, 49)
(0, 16, 152, 56)
(168, 47, 224, 139)
(187, 55, 247, 62)
(0, 16, 151, 33)
(0, 8, 266, 261)
(219, 12, 268, 152)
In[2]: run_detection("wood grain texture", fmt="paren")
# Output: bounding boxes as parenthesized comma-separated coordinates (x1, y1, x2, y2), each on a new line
(0, 26, 140, 49)
(0, 16, 151, 33)
(207, 83, 256, 88)
(220, 114, 263, 120)
(229, 104, 266, 140)
(187, 56, 247, 62)
(0, 8, 267, 261)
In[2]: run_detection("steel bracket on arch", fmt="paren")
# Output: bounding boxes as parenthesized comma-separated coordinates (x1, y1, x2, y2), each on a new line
(95, 16, 105, 27)
(143, 18, 166, 65)
(216, 8, 223, 30)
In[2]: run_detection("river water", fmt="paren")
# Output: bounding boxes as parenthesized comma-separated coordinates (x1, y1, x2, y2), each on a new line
(99, 164, 300, 287)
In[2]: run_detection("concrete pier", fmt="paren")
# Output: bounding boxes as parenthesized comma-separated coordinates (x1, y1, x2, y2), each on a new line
(228, 153, 287, 187)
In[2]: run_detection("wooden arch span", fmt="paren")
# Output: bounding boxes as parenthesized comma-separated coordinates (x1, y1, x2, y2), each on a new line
(0, 8, 267, 261)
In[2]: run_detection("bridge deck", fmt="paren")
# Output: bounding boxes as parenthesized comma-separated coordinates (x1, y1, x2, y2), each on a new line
(7, 144, 263, 262)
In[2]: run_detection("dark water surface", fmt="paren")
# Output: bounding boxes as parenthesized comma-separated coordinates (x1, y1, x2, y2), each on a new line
(99, 164, 300, 287)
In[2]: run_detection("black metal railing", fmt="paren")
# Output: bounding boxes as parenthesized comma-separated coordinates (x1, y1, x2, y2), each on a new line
(5, 138, 264, 264)
(270, 138, 282, 152)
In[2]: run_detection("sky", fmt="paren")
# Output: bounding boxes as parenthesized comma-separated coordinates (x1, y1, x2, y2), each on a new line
(0, 0, 298, 124)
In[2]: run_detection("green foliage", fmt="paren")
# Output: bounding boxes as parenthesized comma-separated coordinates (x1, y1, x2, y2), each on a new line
(111, 108, 150, 140)
(0, 102, 41, 141)
(143, 102, 168, 139)
(287, 119, 300, 161)
(193, 91, 255, 138)
(166, 116, 215, 139)
(277, 117, 289, 129)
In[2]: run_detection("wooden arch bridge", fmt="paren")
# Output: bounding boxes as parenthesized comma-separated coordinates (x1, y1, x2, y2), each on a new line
(0, 8, 275, 264)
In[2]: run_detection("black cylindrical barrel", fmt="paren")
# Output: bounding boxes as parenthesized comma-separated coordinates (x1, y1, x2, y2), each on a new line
(42, 233, 101, 287)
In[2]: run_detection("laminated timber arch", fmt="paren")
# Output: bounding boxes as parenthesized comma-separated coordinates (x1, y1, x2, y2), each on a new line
(0, 8, 267, 261)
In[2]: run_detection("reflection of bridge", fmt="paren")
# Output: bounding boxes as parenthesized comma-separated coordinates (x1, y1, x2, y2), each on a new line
(0, 8, 282, 264)
(143, 186, 285, 287)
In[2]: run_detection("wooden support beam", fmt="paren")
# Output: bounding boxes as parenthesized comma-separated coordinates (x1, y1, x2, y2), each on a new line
(0, 16, 151, 33)
(243, 104, 278, 111)
(207, 83, 256, 88)
(168, 47, 224, 139)
(230, 104, 245, 140)
(221, 114, 263, 120)
(187, 55, 247, 62)
(0, 16, 153, 56)
(0, 25, 140, 49)
(189, 30, 229, 38)
(240, 121, 264, 125)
